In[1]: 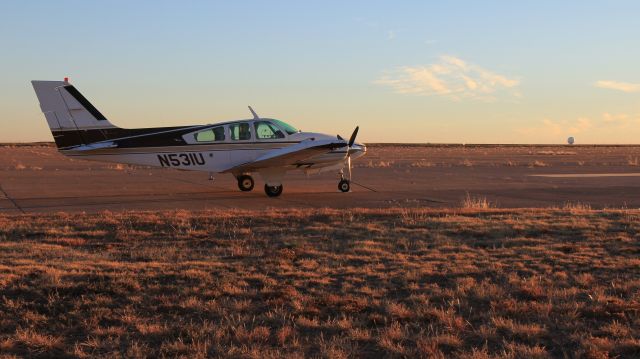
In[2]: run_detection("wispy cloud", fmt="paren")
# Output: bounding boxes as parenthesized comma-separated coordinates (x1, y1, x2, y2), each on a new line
(375, 55, 520, 101)
(602, 112, 640, 127)
(594, 80, 640, 93)
(517, 113, 640, 141)
(516, 117, 593, 142)
(543, 118, 593, 136)
(386, 30, 396, 40)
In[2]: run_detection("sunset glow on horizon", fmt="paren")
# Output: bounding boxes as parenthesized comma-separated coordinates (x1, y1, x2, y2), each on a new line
(1, 1, 639, 144)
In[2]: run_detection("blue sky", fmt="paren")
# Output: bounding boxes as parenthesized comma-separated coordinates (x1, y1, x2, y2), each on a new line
(1, 1, 639, 143)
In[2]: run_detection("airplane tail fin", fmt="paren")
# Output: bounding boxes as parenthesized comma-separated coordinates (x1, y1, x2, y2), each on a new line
(31, 80, 118, 149)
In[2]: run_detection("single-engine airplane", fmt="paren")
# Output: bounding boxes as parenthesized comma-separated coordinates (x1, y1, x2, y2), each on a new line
(31, 79, 366, 197)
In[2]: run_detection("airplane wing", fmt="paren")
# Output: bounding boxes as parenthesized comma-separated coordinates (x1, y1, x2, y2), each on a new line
(222, 139, 346, 173)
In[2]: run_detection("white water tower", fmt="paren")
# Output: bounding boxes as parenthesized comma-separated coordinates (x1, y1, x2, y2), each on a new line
(567, 136, 575, 145)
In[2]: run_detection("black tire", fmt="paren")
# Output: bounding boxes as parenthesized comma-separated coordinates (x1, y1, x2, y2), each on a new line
(338, 179, 350, 192)
(264, 184, 283, 197)
(237, 175, 254, 191)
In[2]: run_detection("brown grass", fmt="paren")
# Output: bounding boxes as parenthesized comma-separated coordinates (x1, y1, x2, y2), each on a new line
(462, 193, 493, 209)
(0, 208, 639, 357)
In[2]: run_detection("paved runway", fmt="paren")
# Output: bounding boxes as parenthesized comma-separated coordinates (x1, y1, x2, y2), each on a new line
(2, 144, 640, 213)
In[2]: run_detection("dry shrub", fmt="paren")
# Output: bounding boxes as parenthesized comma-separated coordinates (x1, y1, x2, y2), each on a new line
(14, 328, 63, 352)
(410, 159, 435, 168)
(537, 150, 576, 155)
(563, 201, 592, 211)
(386, 301, 412, 319)
(461, 193, 492, 209)
(358, 160, 394, 168)
(276, 326, 294, 345)
(529, 160, 549, 167)
(108, 163, 126, 170)
(398, 208, 428, 225)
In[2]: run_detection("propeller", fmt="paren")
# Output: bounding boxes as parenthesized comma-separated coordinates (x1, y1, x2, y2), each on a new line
(345, 126, 359, 182)
(348, 126, 359, 147)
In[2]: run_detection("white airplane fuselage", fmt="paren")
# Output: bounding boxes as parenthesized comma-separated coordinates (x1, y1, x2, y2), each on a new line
(31, 80, 366, 196)
(61, 128, 366, 174)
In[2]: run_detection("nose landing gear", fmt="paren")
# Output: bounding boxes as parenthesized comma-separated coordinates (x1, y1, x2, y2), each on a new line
(338, 178, 350, 192)
(336, 126, 359, 193)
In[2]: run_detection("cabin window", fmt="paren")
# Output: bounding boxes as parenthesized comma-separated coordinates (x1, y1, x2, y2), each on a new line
(230, 122, 251, 141)
(254, 121, 285, 140)
(194, 126, 225, 142)
(272, 119, 299, 135)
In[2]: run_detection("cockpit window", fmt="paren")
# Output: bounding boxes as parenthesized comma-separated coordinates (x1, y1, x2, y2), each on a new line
(230, 122, 251, 141)
(272, 119, 298, 135)
(194, 126, 225, 142)
(255, 121, 285, 140)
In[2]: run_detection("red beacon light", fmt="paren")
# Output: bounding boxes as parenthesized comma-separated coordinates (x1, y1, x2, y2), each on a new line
(64, 77, 69, 83)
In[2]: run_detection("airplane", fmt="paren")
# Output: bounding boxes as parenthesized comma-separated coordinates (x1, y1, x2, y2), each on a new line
(31, 79, 367, 197)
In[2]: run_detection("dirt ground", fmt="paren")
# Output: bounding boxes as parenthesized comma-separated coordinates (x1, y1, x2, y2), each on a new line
(2, 144, 640, 213)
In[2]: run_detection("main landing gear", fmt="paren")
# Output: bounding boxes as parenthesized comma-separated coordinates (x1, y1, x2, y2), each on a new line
(237, 175, 254, 191)
(264, 184, 283, 197)
(237, 174, 283, 197)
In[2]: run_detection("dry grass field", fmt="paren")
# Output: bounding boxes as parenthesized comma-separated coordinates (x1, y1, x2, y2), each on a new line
(1, 208, 639, 358)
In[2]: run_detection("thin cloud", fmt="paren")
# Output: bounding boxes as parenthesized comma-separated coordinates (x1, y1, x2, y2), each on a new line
(517, 113, 640, 141)
(594, 80, 640, 93)
(387, 30, 396, 40)
(375, 55, 520, 101)
(602, 112, 640, 127)
(516, 117, 593, 142)
(534, 118, 593, 136)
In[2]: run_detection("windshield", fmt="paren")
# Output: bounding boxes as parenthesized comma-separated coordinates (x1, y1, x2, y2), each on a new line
(271, 119, 298, 135)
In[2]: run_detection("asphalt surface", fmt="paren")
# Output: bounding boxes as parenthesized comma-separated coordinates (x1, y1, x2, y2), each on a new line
(2, 144, 640, 213)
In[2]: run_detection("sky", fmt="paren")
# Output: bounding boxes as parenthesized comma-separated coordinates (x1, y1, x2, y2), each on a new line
(0, 1, 639, 144)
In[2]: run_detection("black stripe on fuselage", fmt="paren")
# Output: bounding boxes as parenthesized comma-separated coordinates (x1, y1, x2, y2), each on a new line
(50, 127, 304, 150)
(63, 85, 108, 121)
(51, 126, 195, 148)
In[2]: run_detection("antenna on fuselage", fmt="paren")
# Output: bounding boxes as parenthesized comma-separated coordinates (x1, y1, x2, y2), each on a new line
(248, 106, 260, 120)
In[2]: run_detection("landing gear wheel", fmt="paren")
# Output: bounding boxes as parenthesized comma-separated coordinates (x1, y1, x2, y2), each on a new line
(338, 179, 350, 192)
(264, 184, 283, 197)
(237, 175, 254, 191)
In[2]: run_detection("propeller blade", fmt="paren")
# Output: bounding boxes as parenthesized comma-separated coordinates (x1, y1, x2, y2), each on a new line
(348, 126, 359, 147)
